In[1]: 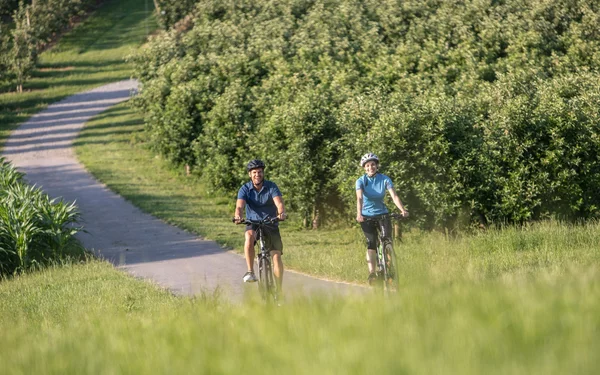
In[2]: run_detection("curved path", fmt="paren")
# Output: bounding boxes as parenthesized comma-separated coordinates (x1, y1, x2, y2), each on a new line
(2, 80, 363, 302)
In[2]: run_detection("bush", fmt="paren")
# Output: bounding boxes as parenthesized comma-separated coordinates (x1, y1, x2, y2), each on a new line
(0, 158, 86, 276)
(0, 0, 18, 18)
(153, 0, 197, 30)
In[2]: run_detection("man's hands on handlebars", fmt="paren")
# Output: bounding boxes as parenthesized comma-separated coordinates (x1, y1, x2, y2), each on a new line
(232, 216, 281, 225)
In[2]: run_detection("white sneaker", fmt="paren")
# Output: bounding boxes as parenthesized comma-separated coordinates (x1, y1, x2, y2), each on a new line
(243, 271, 258, 283)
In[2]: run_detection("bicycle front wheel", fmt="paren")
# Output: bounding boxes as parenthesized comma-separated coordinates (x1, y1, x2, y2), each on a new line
(383, 241, 399, 292)
(258, 256, 275, 302)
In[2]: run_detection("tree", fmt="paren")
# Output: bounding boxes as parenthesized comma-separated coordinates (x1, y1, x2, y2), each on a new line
(10, 1, 36, 93)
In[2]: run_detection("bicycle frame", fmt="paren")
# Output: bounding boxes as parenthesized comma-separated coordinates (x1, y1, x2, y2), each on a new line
(236, 217, 279, 303)
(364, 213, 402, 292)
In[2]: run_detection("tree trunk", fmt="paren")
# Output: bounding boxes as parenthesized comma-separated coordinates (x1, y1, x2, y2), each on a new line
(394, 222, 401, 241)
(312, 206, 319, 230)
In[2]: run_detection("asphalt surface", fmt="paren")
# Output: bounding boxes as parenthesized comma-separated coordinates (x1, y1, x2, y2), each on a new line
(2, 80, 365, 303)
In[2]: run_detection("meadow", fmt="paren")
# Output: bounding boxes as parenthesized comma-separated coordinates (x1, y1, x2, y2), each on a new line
(1, 244, 598, 374)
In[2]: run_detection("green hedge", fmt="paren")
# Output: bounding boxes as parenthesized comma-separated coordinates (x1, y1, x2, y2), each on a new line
(0, 158, 85, 275)
(130, 0, 600, 229)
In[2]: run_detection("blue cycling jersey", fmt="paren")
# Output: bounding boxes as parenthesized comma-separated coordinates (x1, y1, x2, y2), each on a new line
(355, 173, 393, 216)
(237, 180, 282, 222)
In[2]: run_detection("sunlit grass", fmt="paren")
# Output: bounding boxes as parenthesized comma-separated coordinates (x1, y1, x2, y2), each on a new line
(1, 260, 598, 374)
(0, 0, 156, 151)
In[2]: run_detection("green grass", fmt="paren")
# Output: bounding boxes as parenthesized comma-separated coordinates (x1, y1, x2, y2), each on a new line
(75, 103, 600, 286)
(0, 0, 157, 151)
(1, 259, 598, 374)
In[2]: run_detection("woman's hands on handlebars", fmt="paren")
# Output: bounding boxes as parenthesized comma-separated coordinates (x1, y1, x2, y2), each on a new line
(357, 210, 409, 222)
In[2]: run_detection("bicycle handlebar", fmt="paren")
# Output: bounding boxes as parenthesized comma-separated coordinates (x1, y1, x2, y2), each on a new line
(232, 217, 280, 225)
(362, 212, 406, 223)
(389, 213, 406, 220)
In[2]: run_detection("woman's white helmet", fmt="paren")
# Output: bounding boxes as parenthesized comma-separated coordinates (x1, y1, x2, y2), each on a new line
(360, 153, 379, 167)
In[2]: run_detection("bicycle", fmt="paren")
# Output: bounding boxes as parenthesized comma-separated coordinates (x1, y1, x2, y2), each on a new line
(233, 217, 280, 304)
(363, 213, 403, 293)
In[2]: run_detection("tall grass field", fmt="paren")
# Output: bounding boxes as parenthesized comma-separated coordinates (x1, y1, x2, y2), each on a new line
(1, 239, 598, 374)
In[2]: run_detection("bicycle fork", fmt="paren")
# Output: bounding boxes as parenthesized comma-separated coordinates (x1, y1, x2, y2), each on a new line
(256, 240, 279, 303)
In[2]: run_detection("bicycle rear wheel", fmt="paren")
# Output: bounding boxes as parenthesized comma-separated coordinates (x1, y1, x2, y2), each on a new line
(383, 240, 399, 292)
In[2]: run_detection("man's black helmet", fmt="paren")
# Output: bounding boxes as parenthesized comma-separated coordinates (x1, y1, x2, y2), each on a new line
(246, 159, 266, 172)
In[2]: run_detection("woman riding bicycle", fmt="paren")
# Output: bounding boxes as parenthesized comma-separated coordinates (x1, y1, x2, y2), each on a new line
(355, 153, 409, 285)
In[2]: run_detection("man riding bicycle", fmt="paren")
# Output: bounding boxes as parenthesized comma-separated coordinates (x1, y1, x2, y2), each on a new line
(233, 159, 287, 289)
(355, 153, 409, 285)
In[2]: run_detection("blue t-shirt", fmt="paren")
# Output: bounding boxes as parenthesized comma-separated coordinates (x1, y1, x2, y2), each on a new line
(355, 173, 393, 216)
(237, 180, 282, 221)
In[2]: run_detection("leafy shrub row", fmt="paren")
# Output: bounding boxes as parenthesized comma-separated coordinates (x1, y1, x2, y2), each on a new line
(0, 158, 85, 276)
(130, 0, 600, 229)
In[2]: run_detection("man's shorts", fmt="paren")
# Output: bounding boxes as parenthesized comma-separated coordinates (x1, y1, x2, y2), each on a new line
(245, 224, 284, 253)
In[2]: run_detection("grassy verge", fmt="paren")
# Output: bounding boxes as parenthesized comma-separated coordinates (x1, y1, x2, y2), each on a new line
(75, 103, 600, 285)
(0, 0, 156, 150)
(1, 259, 598, 374)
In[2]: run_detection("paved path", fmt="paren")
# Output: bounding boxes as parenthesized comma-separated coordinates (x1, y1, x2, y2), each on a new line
(2, 80, 363, 302)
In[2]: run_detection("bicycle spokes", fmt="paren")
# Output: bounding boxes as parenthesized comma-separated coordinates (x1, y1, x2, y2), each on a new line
(257, 255, 278, 303)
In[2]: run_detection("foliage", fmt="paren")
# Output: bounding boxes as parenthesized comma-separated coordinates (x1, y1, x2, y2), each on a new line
(0, 157, 85, 275)
(0, 0, 17, 17)
(10, 2, 36, 92)
(0, 26, 10, 84)
(131, 0, 600, 229)
(153, 0, 196, 30)
(1, 0, 99, 92)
